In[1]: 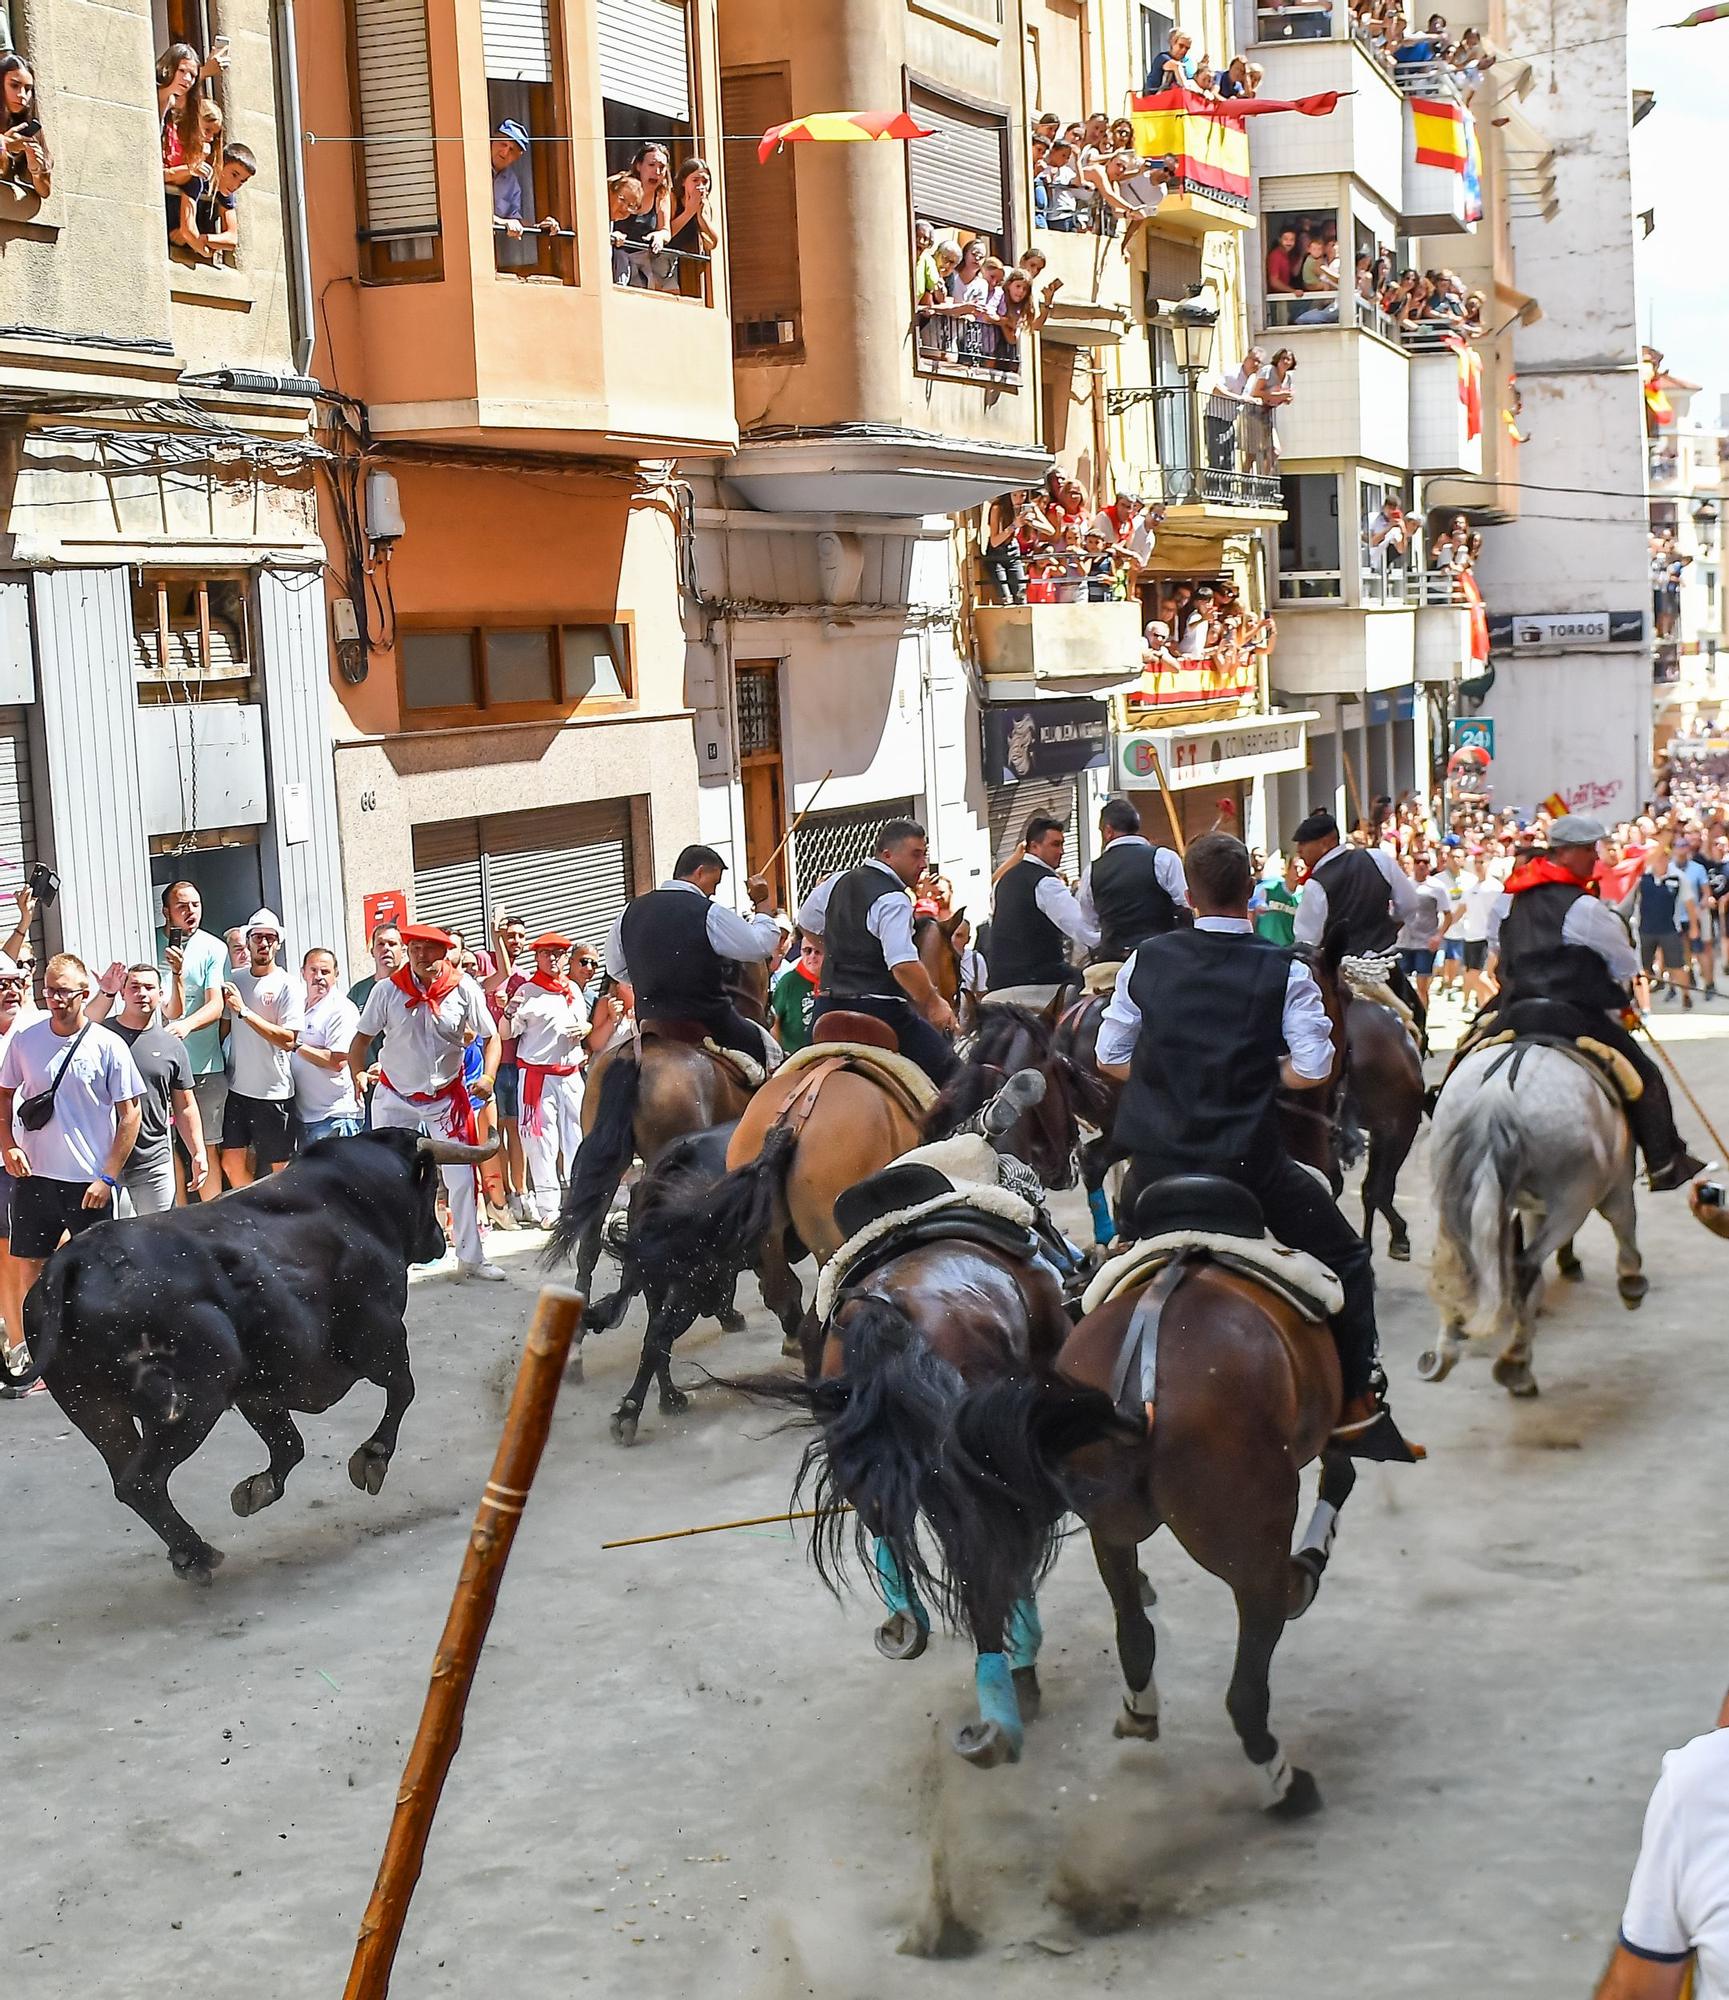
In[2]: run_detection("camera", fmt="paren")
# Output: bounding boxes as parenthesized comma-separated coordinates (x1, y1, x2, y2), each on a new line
(26, 863, 58, 908)
(1697, 1182, 1726, 1209)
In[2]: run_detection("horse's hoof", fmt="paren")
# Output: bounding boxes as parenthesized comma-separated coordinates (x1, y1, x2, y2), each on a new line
(1416, 1345, 1457, 1383)
(1113, 1702, 1160, 1742)
(1012, 1665, 1042, 1722)
(173, 1543, 225, 1585)
(1137, 1568, 1157, 1608)
(348, 1443, 390, 1496)
(230, 1472, 282, 1518)
(1387, 1237, 1411, 1263)
(609, 1408, 640, 1446)
(952, 1718, 1021, 1768)
(874, 1611, 929, 1662)
(602, 1214, 629, 1253)
(1268, 1767, 1323, 1820)
(1618, 1274, 1649, 1309)
(657, 1385, 691, 1416)
(717, 1309, 747, 1334)
(1557, 1257, 1585, 1282)
(566, 1342, 585, 1384)
(1492, 1356, 1539, 1397)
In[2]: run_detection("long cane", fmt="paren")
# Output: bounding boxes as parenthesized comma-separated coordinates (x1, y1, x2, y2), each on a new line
(757, 769, 835, 885)
(1146, 747, 1187, 858)
(1635, 1011, 1729, 1161)
(344, 1285, 584, 2000)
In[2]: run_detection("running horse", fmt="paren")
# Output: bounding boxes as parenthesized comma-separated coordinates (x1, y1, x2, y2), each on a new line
(1336, 965, 1426, 1262)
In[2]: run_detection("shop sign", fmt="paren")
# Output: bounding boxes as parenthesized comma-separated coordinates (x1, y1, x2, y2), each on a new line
(1485, 611, 1645, 652)
(983, 698, 1110, 783)
(1116, 716, 1308, 791)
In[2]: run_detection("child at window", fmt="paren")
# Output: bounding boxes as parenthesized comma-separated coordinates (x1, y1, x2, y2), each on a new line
(168, 96, 222, 254)
(608, 171, 645, 284)
(1082, 529, 1119, 603)
(189, 142, 256, 264)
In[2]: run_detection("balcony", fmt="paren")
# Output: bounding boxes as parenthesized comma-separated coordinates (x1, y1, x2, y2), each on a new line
(1398, 65, 1479, 235)
(973, 600, 1147, 698)
(1029, 200, 1134, 346)
(1269, 602, 1417, 697)
(1415, 590, 1474, 684)
(1257, 324, 1409, 466)
(1408, 344, 1483, 476)
(1245, 27, 1405, 212)
(1107, 386, 1287, 526)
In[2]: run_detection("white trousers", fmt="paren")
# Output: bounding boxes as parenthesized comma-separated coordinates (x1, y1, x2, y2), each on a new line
(522, 1069, 584, 1221)
(372, 1083, 484, 1266)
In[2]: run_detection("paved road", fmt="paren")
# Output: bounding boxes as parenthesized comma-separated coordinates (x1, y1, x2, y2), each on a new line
(6, 990, 1728, 1996)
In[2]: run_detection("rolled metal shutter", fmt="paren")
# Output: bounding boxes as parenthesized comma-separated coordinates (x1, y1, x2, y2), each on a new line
(792, 798, 917, 908)
(597, 0, 690, 120)
(355, 0, 441, 239)
(1260, 174, 1340, 213)
(909, 91, 1006, 235)
(0, 711, 38, 937)
(986, 777, 1079, 869)
(479, 801, 635, 955)
(411, 819, 486, 941)
(481, 0, 552, 81)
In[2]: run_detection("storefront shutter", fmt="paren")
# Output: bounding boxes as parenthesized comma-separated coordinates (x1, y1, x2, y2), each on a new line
(792, 799, 918, 908)
(481, 0, 551, 82)
(720, 66, 801, 343)
(0, 711, 38, 933)
(909, 91, 1007, 236)
(411, 818, 486, 941)
(597, 0, 690, 121)
(479, 801, 636, 954)
(354, 0, 441, 238)
(986, 777, 1080, 869)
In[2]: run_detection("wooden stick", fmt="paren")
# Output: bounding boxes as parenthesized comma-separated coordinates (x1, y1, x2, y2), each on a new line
(1341, 736, 1367, 830)
(1145, 747, 1188, 858)
(759, 769, 835, 879)
(344, 1285, 584, 2000)
(1636, 1012, 1729, 1161)
(601, 1503, 851, 1551)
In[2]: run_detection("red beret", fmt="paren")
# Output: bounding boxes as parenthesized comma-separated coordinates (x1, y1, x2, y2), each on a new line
(401, 924, 453, 947)
(530, 932, 574, 952)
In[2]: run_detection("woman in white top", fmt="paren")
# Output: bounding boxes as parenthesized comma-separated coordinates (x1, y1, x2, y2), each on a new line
(501, 933, 590, 1226)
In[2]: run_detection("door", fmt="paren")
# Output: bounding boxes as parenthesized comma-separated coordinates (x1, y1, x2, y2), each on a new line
(734, 661, 788, 910)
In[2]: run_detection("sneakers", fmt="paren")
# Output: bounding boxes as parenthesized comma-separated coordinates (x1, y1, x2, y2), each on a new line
(508, 1192, 533, 1223)
(1648, 1150, 1708, 1193)
(487, 1201, 520, 1232)
(1, 1342, 43, 1399)
(456, 1260, 508, 1284)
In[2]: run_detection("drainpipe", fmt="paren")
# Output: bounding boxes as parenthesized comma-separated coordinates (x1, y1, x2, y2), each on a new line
(274, 0, 316, 375)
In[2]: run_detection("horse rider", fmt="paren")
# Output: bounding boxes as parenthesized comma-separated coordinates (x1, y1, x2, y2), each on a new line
(606, 844, 781, 1068)
(795, 817, 959, 1085)
(1477, 814, 1703, 1192)
(349, 922, 504, 1282)
(1097, 831, 1415, 1461)
(985, 811, 1097, 993)
(1076, 795, 1190, 962)
(1292, 807, 1427, 1034)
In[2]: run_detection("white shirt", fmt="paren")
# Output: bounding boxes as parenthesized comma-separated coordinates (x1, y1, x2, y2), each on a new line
(1096, 916, 1335, 1080)
(0, 1016, 145, 1182)
(358, 973, 497, 1095)
(958, 947, 988, 997)
(1485, 888, 1641, 980)
(605, 879, 780, 988)
(1076, 835, 1190, 932)
(1618, 1727, 1729, 1999)
(510, 978, 590, 1067)
(228, 964, 305, 1103)
(1456, 874, 1504, 944)
(294, 992, 361, 1121)
(796, 859, 919, 974)
(1293, 843, 1421, 948)
(1010, 856, 1101, 950)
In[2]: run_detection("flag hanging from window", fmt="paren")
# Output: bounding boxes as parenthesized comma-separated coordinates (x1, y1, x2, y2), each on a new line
(1462, 110, 1483, 222)
(1129, 88, 1342, 209)
(1642, 354, 1675, 425)
(1443, 335, 1483, 440)
(1411, 97, 1467, 170)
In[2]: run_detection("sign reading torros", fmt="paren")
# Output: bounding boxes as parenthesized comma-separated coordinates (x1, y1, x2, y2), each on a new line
(982, 699, 1110, 784)
(1115, 716, 1309, 792)
(1486, 610, 1645, 653)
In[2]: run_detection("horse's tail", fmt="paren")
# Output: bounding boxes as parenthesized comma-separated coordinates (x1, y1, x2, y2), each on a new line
(1430, 1068, 1525, 1338)
(933, 1373, 1137, 1641)
(543, 1047, 642, 1267)
(626, 1122, 797, 1305)
(721, 1293, 966, 1623)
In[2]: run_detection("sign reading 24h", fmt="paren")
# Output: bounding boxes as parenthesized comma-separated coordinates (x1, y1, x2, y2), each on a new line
(1451, 717, 1494, 760)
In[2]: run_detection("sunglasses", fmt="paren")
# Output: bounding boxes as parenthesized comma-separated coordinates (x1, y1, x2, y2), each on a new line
(574, 956, 598, 969)
(0, 977, 26, 991)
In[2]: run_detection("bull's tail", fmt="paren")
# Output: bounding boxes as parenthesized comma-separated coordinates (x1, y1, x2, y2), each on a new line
(543, 1047, 643, 1268)
(7, 1248, 74, 1391)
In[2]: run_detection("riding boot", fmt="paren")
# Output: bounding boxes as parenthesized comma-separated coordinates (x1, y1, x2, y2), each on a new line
(1597, 1019, 1706, 1190)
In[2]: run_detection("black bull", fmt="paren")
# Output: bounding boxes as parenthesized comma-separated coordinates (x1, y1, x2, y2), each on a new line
(0, 1129, 496, 1583)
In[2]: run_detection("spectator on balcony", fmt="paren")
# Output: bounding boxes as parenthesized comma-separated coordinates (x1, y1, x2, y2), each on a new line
(490, 120, 560, 256)
(1222, 345, 1266, 400)
(1110, 117, 1138, 151)
(1395, 15, 1452, 65)
(1038, 139, 1082, 231)
(948, 239, 993, 367)
(667, 158, 718, 294)
(1078, 112, 1111, 166)
(1295, 235, 1339, 323)
(1266, 226, 1300, 301)
(916, 234, 962, 357)
(1191, 62, 1222, 101)
(1016, 245, 1064, 326)
(167, 96, 223, 254)
(1142, 618, 1180, 678)
(184, 139, 256, 265)
(988, 266, 1037, 375)
(1218, 57, 1251, 100)
(1246, 349, 1296, 468)
(1032, 111, 1060, 143)
(1082, 530, 1125, 603)
(156, 39, 224, 161)
(1092, 488, 1159, 566)
(0, 54, 50, 203)
(609, 172, 645, 284)
(1146, 28, 1198, 93)
(614, 142, 675, 290)
(982, 494, 1033, 605)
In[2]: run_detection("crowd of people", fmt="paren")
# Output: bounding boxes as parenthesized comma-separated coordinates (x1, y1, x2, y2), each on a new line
(1265, 217, 1485, 338)
(157, 41, 255, 265)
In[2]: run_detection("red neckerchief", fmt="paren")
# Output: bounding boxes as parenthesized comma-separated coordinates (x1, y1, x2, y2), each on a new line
(391, 960, 461, 1010)
(527, 969, 576, 999)
(1505, 855, 1596, 898)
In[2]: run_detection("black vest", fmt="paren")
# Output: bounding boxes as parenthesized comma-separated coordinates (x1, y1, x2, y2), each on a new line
(988, 859, 1070, 989)
(1314, 846, 1399, 954)
(619, 887, 725, 1017)
(1112, 928, 1293, 1179)
(820, 865, 903, 998)
(1496, 880, 1629, 1017)
(1088, 840, 1179, 960)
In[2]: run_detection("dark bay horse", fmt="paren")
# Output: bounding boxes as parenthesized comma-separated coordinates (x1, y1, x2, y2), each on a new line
(1340, 989, 1426, 1261)
(941, 1242, 1362, 1809)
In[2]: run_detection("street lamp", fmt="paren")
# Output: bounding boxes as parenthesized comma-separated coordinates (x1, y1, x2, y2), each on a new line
(1166, 296, 1219, 376)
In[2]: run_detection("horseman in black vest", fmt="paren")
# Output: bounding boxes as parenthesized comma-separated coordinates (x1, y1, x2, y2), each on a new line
(986, 812, 1097, 993)
(795, 818, 959, 1085)
(1077, 796, 1190, 961)
(1098, 832, 1415, 1461)
(1472, 815, 1702, 1191)
(607, 845, 781, 1065)
(1292, 808, 1428, 1039)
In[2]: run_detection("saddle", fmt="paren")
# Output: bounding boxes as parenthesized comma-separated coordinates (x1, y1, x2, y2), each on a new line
(1474, 1030, 1640, 1107)
(639, 1018, 765, 1090)
(816, 1133, 1041, 1321)
(1082, 960, 1125, 996)
(775, 1036, 938, 1125)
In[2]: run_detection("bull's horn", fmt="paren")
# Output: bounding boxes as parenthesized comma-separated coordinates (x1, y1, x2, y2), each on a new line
(417, 1133, 502, 1167)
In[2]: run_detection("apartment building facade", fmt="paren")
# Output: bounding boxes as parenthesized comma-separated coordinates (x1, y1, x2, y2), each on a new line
(0, 0, 341, 967)
(1647, 364, 1726, 758)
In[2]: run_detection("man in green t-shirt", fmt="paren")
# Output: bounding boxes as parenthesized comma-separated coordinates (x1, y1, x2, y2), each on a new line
(770, 933, 823, 1052)
(1252, 855, 1302, 947)
(160, 880, 235, 1196)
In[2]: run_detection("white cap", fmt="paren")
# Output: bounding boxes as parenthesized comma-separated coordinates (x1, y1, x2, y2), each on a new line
(245, 908, 285, 938)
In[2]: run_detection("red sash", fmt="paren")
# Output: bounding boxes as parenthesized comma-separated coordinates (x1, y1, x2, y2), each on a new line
(380, 1071, 478, 1146)
(520, 1061, 578, 1135)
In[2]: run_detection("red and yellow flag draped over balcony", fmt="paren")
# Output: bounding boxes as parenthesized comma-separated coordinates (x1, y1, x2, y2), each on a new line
(1411, 96, 1468, 169)
(1442, 334, 1482, 439)
(1129, 88, 1343, 209)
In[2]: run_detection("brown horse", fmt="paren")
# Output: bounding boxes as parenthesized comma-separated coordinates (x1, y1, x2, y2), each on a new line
(941, 1226, 1361, 1809)
(1341, 994, 1426, 1261)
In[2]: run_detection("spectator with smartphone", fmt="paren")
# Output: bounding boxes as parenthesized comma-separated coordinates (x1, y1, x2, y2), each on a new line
(0, 54, 52, 205)
(219, 910, 304, 1187)
(159, 880, 234, 1197)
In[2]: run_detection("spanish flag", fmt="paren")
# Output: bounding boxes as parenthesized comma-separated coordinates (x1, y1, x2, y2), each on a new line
(1128, 89, 1342, 209)
(1444, 335, 1482, 439)
(1411, 97, 1467, 170)
(1642, 354, 1674, 426)
(1541, 793, 1570, 819)
(1459, 570, 1490, 666)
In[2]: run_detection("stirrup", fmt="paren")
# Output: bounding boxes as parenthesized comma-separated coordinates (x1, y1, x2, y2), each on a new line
(1331, 1403, 1425, 1464)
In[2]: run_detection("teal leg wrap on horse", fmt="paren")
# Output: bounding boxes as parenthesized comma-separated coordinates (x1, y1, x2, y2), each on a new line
(874, 1538, 928, 1629)
(975, 1653, 1022, 1747)
(1007, 1597, 1043, 1671)
(1088, 1186, 1116, 1245)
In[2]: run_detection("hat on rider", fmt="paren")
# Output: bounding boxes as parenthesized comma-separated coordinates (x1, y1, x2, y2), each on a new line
(1292, 808, 1339, 845)
(1548, 814, 1608, 848)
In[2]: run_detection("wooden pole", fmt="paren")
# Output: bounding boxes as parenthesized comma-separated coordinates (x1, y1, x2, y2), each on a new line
(759, 768, 835, 880)
(602, 1503, 850, 1551)
(1636, 1012, 1729, 1161)
(1340, 735, 1368, 832)
(344, 1285, 584, 2000)
(1146, 747, 1188, 857)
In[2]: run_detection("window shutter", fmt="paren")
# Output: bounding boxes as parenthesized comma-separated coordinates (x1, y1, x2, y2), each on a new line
(909, 92, 1007, 237)
(354, 0, 441, 238)
(1261, 174, 1339, 213)
(411, 819, 486, 941)
(481, 0, 551, 83)
(1142, 232, 1202, 308)
(597, 0, 690, 121)
(720, 67, 801, 341)
(480, 802, 636, 950)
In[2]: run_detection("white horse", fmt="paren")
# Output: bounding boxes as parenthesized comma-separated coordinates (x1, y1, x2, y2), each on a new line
(1421, 1040, 1646, 1397)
